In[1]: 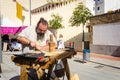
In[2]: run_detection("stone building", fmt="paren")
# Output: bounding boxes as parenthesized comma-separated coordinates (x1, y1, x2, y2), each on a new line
(90, 9, 120, 56)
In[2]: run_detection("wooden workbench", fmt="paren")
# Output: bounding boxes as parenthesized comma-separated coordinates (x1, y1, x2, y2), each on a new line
(11, 49, 76, 80)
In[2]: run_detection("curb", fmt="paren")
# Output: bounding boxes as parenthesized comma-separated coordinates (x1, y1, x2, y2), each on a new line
(77, 52, 120, 61)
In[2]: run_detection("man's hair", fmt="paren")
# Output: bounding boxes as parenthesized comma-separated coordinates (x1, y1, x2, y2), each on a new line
(36, 18, 48, 40)
(36, 18, 48, 28)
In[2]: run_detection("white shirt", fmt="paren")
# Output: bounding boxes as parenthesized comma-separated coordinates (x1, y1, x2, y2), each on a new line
(57, 38, 65, 49)
(18, 26, 57, 52)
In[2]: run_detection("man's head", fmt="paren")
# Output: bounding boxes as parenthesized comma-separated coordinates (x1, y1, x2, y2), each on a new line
(36, 18, 48, 40)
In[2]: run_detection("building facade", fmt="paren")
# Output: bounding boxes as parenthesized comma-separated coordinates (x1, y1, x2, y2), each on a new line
(90, 9, 120, 56)
(86, 0, 120, 15)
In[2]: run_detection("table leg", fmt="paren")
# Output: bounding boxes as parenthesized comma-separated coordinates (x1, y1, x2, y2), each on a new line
(47, 64, 59, 80)
(47, 64, 54, 80)
(62, 59, 71, 80)
(20, 65, 28, 80)
(0, 64, 2, 73)
(0, 64, 1, 78)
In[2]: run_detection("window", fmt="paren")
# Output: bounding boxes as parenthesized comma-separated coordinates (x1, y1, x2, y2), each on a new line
(97, 7, 100, 10)
(94, 0, 100, 1)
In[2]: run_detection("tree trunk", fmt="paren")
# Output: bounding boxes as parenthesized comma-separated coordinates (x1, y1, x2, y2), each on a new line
(82, 24, 85, 50)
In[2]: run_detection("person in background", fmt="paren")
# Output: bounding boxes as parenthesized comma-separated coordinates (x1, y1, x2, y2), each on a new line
(57, 34, 65, 50)
(2, 34, 10, 52)
(11, 40, 20, 51)
(17, 18, 57, 52)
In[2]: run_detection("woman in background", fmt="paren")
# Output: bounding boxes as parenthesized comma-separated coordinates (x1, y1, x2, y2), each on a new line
(57, 34, 65, 49)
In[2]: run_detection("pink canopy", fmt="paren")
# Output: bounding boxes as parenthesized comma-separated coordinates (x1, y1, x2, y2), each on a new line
(0, 26, 27, 34)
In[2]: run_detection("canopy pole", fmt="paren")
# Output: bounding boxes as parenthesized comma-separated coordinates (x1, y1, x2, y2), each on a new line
(0, 4, 2, 73)
(29, 0, 31, 26)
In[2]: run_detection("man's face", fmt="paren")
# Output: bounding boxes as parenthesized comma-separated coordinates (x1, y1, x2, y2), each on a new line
(36, 23, 47, 39)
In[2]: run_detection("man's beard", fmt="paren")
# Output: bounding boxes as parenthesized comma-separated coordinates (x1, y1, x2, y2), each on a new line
(37, 32, 45, 40)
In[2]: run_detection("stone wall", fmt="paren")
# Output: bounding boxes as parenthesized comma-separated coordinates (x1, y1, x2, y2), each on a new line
(90, 44, 120, 57)
(90, 9, 120, 25)
(90, 9, 120, 56)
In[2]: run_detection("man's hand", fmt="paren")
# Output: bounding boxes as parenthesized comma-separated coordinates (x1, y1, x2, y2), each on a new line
(29, 40, 49, 51)
(35, 45, 41, 50)
(29, 41, 36, 48)
(35, 45, 49, 51)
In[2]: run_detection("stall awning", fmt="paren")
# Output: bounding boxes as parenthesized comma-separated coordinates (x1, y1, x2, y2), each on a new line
(0, 26, 27, 34)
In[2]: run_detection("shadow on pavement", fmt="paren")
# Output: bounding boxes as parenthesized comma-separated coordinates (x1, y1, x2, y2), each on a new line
(9, 75, 20, 80)
(74, 59, 120, 69)
(74, 59, 87, 63)
(89, 60, 120, 69)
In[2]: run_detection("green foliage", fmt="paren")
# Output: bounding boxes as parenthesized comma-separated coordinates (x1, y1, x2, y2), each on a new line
(49, 14, 64, 29)
(69, 2, 93, 27)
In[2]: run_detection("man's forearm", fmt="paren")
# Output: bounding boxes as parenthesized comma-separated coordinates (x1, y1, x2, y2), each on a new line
(17, 36, 30, 45)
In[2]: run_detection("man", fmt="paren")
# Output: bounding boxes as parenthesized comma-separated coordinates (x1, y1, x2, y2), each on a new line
(2, 34, 10, 52)
(17, 18, 57, 52)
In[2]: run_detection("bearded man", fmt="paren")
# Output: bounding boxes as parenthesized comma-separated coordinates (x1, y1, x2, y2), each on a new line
(17, 18, 57, 52)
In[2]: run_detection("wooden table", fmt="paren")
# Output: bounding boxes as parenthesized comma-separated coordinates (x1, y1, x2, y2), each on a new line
(11, 49, 76, 80)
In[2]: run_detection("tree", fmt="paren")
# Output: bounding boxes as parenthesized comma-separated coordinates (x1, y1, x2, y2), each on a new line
(49, 13, 64, 38)
(49, 13, 64, 29)
(69, 2, 92, 50)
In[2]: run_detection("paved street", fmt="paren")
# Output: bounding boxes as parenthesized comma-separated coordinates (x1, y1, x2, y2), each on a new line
(0, 51, 120, 80)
